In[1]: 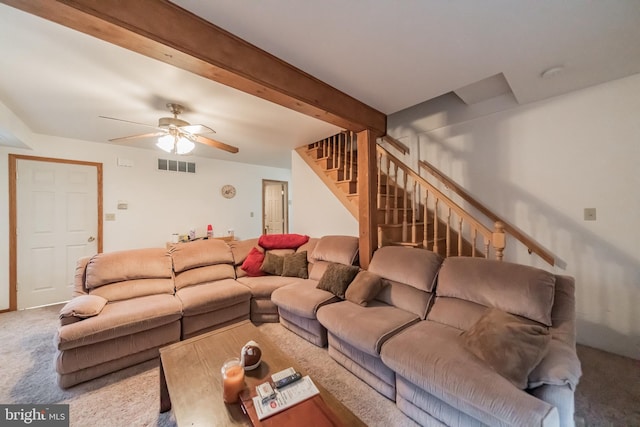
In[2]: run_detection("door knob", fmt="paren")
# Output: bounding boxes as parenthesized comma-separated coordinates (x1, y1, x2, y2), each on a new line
(88, 236, 96, 242)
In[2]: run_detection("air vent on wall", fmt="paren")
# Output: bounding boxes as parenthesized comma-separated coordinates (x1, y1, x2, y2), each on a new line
(157, 158, 196, 173)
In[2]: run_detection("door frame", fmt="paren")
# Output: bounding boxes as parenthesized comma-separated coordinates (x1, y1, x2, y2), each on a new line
(262, 179, 288, 235)
(6, 154, 103, 313)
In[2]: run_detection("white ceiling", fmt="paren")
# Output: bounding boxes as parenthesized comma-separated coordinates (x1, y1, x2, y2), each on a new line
(1, 1, 639, 168)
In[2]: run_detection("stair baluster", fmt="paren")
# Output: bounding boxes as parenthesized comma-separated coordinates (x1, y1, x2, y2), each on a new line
(411, 181, 417, 244)
(392, 163, 399, 224)
(433, 198, 439, 254)
(457, 217, 463, 256)
(402, 173, 408, 242)
(423, 187, 429, 249)
(445, 207, 451, 257)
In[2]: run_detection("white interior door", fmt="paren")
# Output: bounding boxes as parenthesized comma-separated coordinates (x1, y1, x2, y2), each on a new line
(263, 181, 287, 235)
(16, 160, 98, 309)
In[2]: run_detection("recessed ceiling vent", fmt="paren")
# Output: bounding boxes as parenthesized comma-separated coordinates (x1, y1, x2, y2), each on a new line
(157, 158, 196, 173)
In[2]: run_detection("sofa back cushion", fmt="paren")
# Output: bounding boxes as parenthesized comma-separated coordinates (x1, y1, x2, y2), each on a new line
(90, 278, 175, 301)
(368, 246, 444, 318)
(174, 264, 236, 290)
(311, 235, 359, 266)
(85, 248, 172, 289)
(84, 248, 174, 301)
(432, 257, 556, 327)
(230, 238, 260, 266)
(170, 239, 234, 273)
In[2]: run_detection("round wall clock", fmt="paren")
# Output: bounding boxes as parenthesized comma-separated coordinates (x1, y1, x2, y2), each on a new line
(221, 184, 236, 199)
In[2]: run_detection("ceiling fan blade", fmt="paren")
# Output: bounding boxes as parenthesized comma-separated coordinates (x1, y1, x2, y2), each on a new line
(99, 115, 160, 130)
(109, 131, 166, 142)
(180, 124, 215, 135)
(194, 135, 239, 154)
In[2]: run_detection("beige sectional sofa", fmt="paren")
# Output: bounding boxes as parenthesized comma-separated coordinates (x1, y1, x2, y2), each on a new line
(55, 235, 581, 427)
(54, 234, 354, 388)
(274, 246, 582, 427)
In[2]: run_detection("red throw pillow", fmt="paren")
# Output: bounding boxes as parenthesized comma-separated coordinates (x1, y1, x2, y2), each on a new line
(241, 247, 266, 277)
(258, 234, 310, 250)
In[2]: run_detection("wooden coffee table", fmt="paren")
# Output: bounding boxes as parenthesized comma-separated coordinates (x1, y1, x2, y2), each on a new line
(159, 320, 365, 426)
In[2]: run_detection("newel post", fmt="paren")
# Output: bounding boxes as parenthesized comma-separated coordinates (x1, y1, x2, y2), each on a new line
(492, 221, 506, 261)
(357, 129, 381, 268)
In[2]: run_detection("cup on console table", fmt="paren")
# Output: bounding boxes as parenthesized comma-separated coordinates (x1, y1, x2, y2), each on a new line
(221, 358, 245, 403)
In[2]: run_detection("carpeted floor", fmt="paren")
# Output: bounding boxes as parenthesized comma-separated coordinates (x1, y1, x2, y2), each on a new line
(0, 304, 638, 426)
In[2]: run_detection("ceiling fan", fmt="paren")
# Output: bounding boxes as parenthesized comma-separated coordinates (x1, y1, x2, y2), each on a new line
(99, 103, 239, 154)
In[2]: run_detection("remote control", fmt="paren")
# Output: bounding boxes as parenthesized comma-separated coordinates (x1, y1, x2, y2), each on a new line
(273, 372, 302, 389)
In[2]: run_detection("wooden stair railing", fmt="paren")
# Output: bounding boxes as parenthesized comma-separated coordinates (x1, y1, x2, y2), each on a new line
(376, 145, 506, 261)
(299, 132, 555, 265)
(418, 159, 555, 265)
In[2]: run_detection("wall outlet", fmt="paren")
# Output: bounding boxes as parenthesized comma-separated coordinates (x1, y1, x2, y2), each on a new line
(105, 213, 116, 221)
(584, 208, 596, 221)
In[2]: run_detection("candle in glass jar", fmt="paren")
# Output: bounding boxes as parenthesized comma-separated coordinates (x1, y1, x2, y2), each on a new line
(221, 358, 245, 403)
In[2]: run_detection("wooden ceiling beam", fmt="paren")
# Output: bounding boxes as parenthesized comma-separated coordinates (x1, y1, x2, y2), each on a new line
(2, 0, 386, 134)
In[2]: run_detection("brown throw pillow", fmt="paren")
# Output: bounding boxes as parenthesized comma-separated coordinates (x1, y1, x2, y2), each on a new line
(59, 294, 108, 326)
(316, 263, 360, 299)
(282, 251, 308, 279)
(461, 307, 551, 389)
(260, 252, 284, 276)
(345, 271, 384, 306)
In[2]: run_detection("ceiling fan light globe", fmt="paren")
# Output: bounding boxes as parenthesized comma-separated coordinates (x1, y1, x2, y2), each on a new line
(156, 134, 175, 153)
(176, 137, 195, 155)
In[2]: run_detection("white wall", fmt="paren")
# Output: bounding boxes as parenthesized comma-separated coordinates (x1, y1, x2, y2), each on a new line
(290, 151, 358, 237)
(388, 73, 640, 360)
(0, 104, 290, 311)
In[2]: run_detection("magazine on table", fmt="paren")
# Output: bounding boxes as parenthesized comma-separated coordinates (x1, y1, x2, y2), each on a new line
(252, 369, 320, 420)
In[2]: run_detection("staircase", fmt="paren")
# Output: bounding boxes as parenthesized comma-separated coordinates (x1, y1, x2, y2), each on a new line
(296, 132, 553, 265)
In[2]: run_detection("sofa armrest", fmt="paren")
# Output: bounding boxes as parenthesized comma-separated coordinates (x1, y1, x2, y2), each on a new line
(530, 383, 576, 427)
(72, 256, 92, 297)
(59, 295, 108, 326)
(529, 339, 582, 391)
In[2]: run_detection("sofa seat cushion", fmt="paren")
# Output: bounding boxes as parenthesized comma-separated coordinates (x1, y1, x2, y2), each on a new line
(317, 301, 419, 356)
(271, 281, 338, 319)
(176, 279, 251, 316)
(57, 294, 182, 350)
(381, 320, 555, 425)
(237, 276, 306, 298)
